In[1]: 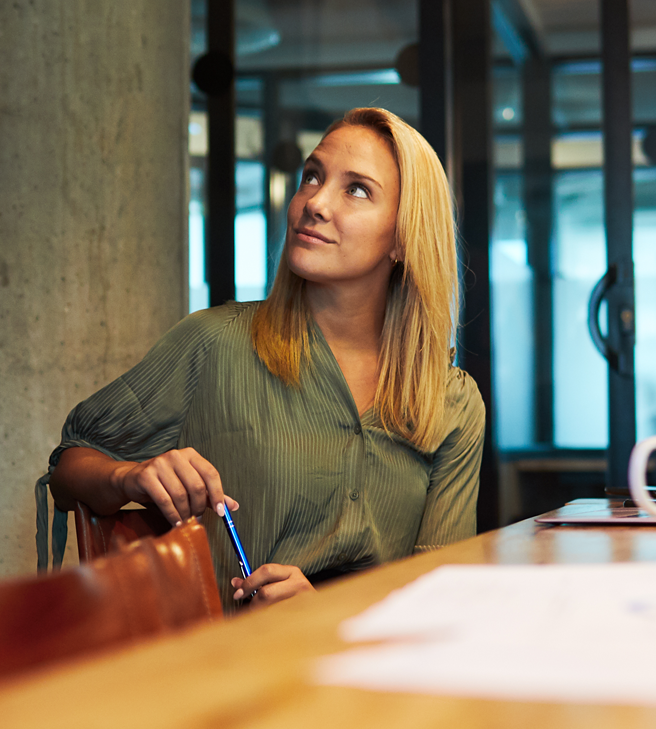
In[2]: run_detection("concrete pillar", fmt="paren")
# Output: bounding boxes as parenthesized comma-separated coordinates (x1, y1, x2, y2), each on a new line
(0, 1, 190, 575)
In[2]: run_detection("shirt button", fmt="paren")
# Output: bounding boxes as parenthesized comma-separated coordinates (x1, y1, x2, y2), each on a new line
(338, 553, 347, 562)
(354, 424, 362, 435)
(350, 490, 360, 500)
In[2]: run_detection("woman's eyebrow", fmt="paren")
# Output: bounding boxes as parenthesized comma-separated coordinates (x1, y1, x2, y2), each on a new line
(305, 153, 384, 191)
(304, 153, 323, 168)
(343, 170, 383, 190)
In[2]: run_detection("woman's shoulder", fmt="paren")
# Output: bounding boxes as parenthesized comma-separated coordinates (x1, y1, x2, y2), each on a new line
(134, 301, 261, 372)
(166, 301, 260, 347)
(184, 300, 258, 330)
(443, 365, 486, 428)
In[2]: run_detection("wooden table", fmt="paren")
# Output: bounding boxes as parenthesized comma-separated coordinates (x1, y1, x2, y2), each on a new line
(4, 509, 656, 728)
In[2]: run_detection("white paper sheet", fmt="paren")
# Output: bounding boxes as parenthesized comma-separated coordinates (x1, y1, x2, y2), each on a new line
(314, 563, 656, 705)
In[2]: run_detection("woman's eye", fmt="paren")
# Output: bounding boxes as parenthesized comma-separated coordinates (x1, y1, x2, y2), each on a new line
(348, 184, 368, 199)
(303, 172, 319, 185)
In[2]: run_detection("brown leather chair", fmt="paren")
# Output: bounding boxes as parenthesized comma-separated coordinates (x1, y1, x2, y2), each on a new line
(74, 500, 172, 561)
(0, 518, 223, 681)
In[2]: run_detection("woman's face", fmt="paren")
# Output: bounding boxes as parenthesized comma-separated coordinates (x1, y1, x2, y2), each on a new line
(285, 125, 401, 291)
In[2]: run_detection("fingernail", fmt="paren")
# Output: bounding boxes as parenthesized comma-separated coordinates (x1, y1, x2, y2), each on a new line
(216, 502, 225, 518)
(233, 588, 244, 600)
(175, 521, 182, 527)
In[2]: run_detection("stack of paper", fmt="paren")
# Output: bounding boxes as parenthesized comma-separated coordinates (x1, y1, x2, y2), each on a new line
(314, 563, 656, 705)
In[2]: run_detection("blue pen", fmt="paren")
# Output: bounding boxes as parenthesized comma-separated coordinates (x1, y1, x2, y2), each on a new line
(221, 504, 252, 579)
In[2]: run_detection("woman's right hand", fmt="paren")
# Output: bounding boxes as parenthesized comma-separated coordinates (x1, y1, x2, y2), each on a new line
(112, 447, 238, 526)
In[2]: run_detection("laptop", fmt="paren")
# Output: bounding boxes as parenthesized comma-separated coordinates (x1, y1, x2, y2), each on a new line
(535, 498, 656, 525)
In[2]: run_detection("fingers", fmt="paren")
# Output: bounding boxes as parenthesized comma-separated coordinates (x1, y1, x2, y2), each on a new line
(233, 564, 288, 599)
(231, 565, 315, 608)
(120, 448, 237, 526)
(231, 577, 245, 598)
(123, 458, 188, 525)
(144, 480, 185, 526)
(171, 453, 211, 516)
(186, 449, 239, 513)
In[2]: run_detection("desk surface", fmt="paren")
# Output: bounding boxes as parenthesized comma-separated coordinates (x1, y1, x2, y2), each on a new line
(4, 510, 656, 728)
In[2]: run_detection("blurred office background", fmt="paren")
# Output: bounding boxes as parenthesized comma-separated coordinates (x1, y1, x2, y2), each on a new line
(188, 0, 656, 528)
(1, 0, 654, 576)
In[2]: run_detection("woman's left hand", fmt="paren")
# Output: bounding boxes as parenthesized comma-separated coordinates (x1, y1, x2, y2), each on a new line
(231, 564, 315, 609)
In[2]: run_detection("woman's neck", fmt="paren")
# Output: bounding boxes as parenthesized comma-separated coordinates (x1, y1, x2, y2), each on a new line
(305, 281, 387, 353)
(306, 281, 387, 416)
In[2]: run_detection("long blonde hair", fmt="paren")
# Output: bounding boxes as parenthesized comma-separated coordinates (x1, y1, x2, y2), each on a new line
(252, 108, 458, 452)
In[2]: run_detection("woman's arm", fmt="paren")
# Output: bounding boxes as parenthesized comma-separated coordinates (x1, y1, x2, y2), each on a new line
(49, 447, 131, 514)
(50, 446, 237, 525)
(414, 369, 485, 551)
(52, 448, 310, 605)
(46, 310, 244, 525)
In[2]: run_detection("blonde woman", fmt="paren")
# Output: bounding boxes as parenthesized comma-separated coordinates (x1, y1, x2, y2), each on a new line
(42, 108, 485, 614)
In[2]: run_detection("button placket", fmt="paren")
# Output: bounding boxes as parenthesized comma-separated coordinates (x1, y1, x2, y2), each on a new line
(333, 414, 365, 565)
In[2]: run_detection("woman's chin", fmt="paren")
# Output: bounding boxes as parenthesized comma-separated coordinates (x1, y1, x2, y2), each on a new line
(289, 267, 332, 285)
(287, 255, 334, 284)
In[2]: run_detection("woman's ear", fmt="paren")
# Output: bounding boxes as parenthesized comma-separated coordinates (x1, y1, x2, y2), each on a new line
(389, 248, 403, 264)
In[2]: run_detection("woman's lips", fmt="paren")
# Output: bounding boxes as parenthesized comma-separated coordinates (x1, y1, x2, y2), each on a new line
(295, 228, 335, 245)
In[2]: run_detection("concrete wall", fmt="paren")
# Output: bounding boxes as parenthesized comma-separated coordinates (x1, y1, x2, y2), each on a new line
(0, 1, 190, 575)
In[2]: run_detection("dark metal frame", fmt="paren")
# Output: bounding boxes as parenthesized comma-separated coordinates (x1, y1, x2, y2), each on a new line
(419, 0, 451, 167)
(418, 0, 500, 531)
(206, 0, 236, 306)
(450, 0, 499, 531)
(523, 56, 555, 444)
(600, 0, 636, 493)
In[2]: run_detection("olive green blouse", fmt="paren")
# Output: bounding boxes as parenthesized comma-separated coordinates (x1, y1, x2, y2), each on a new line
(37, 301, 485, 614)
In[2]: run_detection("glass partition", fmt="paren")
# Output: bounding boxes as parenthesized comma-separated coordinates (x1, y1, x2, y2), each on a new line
(633, 55, 656, 439)
(491, 10, 656, 453)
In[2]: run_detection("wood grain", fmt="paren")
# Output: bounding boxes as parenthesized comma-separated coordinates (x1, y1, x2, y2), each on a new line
(3, 511, 656, 728)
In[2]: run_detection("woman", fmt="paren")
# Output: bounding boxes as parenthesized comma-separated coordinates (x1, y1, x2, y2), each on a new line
(41, 108, 485, 613)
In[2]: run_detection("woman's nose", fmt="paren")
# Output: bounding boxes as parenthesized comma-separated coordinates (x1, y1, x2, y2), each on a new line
(304, 186, 333, 220)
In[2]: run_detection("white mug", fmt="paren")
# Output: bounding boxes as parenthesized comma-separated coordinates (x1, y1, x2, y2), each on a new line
(628, 436, 656, 516)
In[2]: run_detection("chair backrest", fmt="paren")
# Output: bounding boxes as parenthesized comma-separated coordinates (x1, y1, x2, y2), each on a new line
(0, 518, 222, 681)
(74, 500, 172, 561)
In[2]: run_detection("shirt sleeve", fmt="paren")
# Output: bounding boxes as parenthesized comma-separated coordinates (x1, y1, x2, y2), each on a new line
(47, 307, 234, 471)
(36, 305, 245, 571)
(413, 367, 486, 552)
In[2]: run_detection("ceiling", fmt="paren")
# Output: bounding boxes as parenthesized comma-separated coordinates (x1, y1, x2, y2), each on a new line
(527, 0, 656, 31)
(228, 0, 656, 72)
(524, 0, 656, 54)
